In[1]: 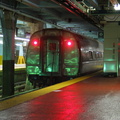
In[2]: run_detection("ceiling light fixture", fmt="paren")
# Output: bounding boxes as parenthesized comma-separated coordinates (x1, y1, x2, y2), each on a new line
(114, 4, 120, 10)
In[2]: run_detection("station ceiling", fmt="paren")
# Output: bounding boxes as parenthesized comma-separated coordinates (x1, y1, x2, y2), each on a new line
(0, 0, 120, 40)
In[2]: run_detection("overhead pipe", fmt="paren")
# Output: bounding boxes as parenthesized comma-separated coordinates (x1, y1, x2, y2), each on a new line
(17, 0, 39, 8)
(0, 2, 63, 29)
(110, 0, 119, 5)
(51, 0, 103, 30)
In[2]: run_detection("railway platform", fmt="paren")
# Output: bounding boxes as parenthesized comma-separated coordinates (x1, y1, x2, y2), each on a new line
(0, 71, 120, 120)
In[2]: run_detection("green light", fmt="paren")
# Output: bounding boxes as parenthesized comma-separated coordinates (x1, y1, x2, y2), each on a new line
(104, 62, 116, 72)
(27, 54, 39, 64)
(104, 59, 115, 61)
(65, 68, 78, 75)
(47, 67, 52, 72)
(71, 51, 75, 54)
(27, 66, 41, 74)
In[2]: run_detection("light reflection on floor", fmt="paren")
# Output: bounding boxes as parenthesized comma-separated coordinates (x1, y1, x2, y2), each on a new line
(1, 74, 120, 120)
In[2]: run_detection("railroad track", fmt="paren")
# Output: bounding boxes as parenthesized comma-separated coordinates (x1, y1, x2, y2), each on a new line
(0, 81, 26, 95)
(0, 68, 27, 97)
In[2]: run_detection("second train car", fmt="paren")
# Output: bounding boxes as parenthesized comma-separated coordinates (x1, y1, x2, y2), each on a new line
(26, 28, 103, 86)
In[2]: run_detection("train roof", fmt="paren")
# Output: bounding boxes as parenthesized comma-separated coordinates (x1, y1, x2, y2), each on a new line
(33, 28, 102, 44)
(44, 28, 100, 41)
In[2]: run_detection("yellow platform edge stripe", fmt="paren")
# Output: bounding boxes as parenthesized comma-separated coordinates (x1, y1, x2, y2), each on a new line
(0, 71, 101, 111)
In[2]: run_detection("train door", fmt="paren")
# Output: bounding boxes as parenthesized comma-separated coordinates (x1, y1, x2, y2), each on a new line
(42, 37, 60, 73)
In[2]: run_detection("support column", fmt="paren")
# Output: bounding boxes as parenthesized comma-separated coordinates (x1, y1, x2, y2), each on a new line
(104, 22, 120, 77)
(0, 10, 17, 97)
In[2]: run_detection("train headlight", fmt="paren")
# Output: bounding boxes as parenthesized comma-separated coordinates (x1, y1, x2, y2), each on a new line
(64, 40, 73, 46)
(33, 40, 38, 45)
(67, 41, 72, 46)
(31, 38, 40, 46)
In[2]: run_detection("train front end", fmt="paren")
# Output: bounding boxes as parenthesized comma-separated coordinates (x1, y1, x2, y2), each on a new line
(26, 29, 80, 84)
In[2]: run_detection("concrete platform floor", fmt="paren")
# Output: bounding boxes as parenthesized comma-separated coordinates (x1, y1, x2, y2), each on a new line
(0, 72, 120, 120)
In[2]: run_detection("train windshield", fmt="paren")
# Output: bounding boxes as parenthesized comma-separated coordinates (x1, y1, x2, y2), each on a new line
(26, 33, 41, 75)
(43, 37, 60, 73)
(63, 35, 79, 76)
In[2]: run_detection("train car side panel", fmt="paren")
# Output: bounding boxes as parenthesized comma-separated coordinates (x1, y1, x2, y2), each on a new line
(80, 38, 103, 74)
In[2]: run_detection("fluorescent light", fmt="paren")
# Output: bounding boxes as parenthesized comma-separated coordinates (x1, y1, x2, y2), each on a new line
(15, 44, 22, 46)
(114, 4, 120, 10)
(0, 34, 29, 41)
(0, 41, 3, 44)
(15, 37, 29, 41)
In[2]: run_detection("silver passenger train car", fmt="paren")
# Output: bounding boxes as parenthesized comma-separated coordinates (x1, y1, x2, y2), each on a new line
(26, 28, 103, 86)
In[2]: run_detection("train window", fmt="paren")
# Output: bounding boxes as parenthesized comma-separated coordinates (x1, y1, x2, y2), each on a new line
(49, 43, 56, 51)
(98, 52, 102, 58)
(95, 52, 99, 58)
(63, 37, 79, 76)
(92, 51, 96, 59)
(44, 39, 59, 72)
(89, 51, 93, 60)
(27, 35, 40, 64)
(26, 34, 41, 74)
(82, 51, 95, 61)
(95, 52, 103, 59)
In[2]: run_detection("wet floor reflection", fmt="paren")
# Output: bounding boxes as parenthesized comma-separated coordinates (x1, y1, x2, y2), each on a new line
(1, 74, 120, 120)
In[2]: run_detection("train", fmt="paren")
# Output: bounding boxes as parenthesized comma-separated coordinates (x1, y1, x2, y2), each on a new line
(26, 28, 103, 87)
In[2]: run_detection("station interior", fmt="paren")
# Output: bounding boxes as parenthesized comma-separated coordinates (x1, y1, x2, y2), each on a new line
(1, 0, 120, 119)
